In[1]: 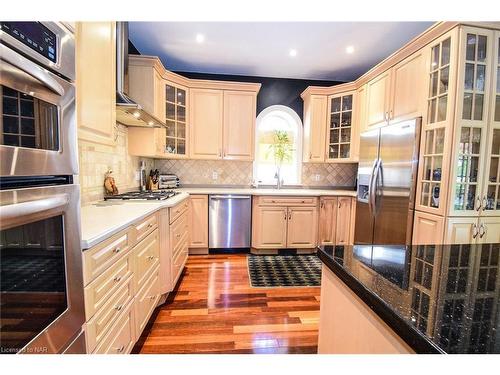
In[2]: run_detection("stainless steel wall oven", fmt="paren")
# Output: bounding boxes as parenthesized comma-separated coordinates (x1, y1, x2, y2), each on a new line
(0, 22, 85, 354)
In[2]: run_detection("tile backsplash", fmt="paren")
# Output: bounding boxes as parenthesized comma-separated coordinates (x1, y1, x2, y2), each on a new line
(78, 125, 153, 205)
(154, 159, 357, 188)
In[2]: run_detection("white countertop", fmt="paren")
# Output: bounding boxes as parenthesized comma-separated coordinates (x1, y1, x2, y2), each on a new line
(80, 187, 356, 250)
(177, 187, 357, 197)
(80, 192, 189, 250)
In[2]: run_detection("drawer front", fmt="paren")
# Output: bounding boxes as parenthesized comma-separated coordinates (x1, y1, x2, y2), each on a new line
(83, 228, 132, 285)
(133, 213, 158, 245)
(172, 239, 188, 288)
(84, 252, 134, 320)
(135, 265, 161, 338)
(257, 196, 318, 206)
(170, 210, 188, 252)
(169, 198, 189, 224)
(92, 299, 135, 354)
(134, 229, 160, 292)
(86, 275, 134, 352)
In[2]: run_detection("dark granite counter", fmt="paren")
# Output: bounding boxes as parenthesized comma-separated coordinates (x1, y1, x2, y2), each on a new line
(317, 243, 500, 354)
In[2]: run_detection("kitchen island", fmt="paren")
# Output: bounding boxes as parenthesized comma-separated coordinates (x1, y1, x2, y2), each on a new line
(317, 243, 500, 354)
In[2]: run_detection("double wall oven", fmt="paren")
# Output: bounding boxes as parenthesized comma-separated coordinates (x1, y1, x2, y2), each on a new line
(0, 22, 85, 354)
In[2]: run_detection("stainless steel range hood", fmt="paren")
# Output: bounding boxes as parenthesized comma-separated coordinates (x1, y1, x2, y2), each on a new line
(115, 22, 165, 128)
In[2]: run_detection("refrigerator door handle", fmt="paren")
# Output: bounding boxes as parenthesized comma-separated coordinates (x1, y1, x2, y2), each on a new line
(368, 158, 379, 216)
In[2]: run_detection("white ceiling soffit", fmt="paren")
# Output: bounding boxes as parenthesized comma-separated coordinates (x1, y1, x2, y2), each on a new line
(129, 21, 434, 81)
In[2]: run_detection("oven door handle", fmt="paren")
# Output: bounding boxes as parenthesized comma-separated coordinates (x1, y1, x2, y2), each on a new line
(0, 44, 65, 96)
(0, 195, 69, 224)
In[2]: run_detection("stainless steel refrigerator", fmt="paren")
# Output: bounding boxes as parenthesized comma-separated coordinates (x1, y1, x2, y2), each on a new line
(354, 118, 422, 245)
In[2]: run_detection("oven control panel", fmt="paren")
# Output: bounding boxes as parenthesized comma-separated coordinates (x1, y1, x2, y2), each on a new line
(0, 21, 57, 63)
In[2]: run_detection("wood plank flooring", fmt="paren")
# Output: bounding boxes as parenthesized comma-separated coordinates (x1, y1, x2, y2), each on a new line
(133, 254, 321, 354)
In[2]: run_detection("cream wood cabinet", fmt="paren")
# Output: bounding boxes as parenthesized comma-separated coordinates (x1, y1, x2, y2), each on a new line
(188, 195, 209, 253)
(189, 88, 224, 159)
(223, 91, 256, 160)
(190, 88, 257, 160)
(318, 197, 353, 246)
(303, 95, 327, 162)
(412, 211, 445, 245)
(445, 217, 500, 244)
(356, 84, 368, 135)
(251, 197, 318, 249)
(76, 22, 116, 145)
(365, 50, 425, 128)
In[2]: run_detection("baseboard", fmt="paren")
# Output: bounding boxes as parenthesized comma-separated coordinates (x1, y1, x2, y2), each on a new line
(189, 247, 209, 255)
(250, 248, 317, 255)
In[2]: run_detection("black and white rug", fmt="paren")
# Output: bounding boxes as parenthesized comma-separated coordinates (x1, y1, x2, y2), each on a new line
(247, 254, 321, 287)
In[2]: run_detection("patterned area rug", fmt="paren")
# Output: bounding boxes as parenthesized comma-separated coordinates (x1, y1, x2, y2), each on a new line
(247, 254, 321, 287)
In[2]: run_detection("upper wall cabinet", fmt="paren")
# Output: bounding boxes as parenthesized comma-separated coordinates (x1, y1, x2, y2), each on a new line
(365, 49, 425, 128)
(76, 22, 117, 145)
(302, 86, 359, 163)
(326, 91, 358, 161)
(165, 82, 188, 158)
(189, 87, 258, 160)
(189, 88, 224, 159)
(302, 95, 327, 162)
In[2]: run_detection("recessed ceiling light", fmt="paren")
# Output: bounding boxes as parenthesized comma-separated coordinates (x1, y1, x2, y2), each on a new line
(346, 46, 355, 54)
(196, 33, 205, 43)
(289, 49, 297, 57)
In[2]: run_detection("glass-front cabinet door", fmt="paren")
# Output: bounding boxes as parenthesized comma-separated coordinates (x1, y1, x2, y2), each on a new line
(450, 27, 494, 216)
(481, 31, 500, 215)
(165, 83, 188, 157)
(326, 92, 354, 161)
(416, 30, 458, 216)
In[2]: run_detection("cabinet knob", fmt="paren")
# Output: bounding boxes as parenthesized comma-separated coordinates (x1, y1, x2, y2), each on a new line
(115, 345, 125, 353)
(309, 152, 312, 160)
(148, 223, 154, 228)
(113, 247, 121, 253)
(115, 304, 123, 311)
(113, 276, 122, 283)
(148, 255, 155, 260)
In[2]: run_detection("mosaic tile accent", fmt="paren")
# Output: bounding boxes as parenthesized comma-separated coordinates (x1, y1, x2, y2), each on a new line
(78, 125, 154, 205)
(155, 159, 357, 188)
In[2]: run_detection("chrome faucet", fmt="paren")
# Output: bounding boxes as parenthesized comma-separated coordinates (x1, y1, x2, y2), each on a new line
(274, 169, 283, 189)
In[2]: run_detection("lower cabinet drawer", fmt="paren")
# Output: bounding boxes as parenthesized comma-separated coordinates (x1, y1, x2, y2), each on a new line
(134, 229, 160, 292)
(133, 212, 158, 245)
(169, 199, 189, 224)
(256, 196, 318, 206)
(84, 252, 134, 320)
(170, 211, 188, 252)
(86, 275, 134, 352)
(135, 265, 161, 339)
(92, 299, 135, 354)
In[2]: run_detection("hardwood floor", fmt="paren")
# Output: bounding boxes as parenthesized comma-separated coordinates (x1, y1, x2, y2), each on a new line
(134, 254, 321, 354)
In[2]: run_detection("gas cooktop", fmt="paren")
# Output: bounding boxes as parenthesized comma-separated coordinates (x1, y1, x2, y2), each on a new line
(104, 190, 179, 201)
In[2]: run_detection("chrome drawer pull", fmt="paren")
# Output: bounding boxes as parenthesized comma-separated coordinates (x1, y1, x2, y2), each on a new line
(113, 247, 121, 253)
(148, 223, 154, 228)
(176, 233, 181, 238)
(148, 255, 155, 260)
(113, 276, 122, 282)
(115, 305, 123, 311)
(115, 345, 125, 353)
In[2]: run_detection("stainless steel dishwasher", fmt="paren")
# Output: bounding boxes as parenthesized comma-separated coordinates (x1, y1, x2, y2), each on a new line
(209, 195, 252, 248)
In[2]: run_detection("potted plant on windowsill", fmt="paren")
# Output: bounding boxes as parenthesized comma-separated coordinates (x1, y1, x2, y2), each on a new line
(266, 130, 294, 189)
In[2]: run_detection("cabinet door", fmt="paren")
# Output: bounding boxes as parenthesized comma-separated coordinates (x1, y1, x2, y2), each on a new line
(335, 197, 352, 245)
(189, 88, 223, 159)
(319, 197, 337, 245)
(326, 92, 355, 161)
(287, 207, 318, 248)
(450, 27, 494, 216)
(478, 217, 500, 243)
(188, 195, 209, 248)
(366, 70, 391, 127)
(165, 83, 188, 157)
(481, 31, 500, 216)
(390, 50, 425, 122)
(444, 217, 479, 244)
(223, 90, 256, 161)
(252, 206, 288, 249)
(76, 22, 116, 145)
(412, 211, 445, 245)
(303, 95, 327, 162)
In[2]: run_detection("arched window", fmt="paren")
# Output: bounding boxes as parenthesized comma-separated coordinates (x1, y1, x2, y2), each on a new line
(253, 105, 303, 185)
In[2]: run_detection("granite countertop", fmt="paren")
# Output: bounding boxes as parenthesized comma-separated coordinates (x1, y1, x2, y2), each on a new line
(177, 186, 357, 197)
(317, 243, 500, 354)
(80, 192, 189, 249)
